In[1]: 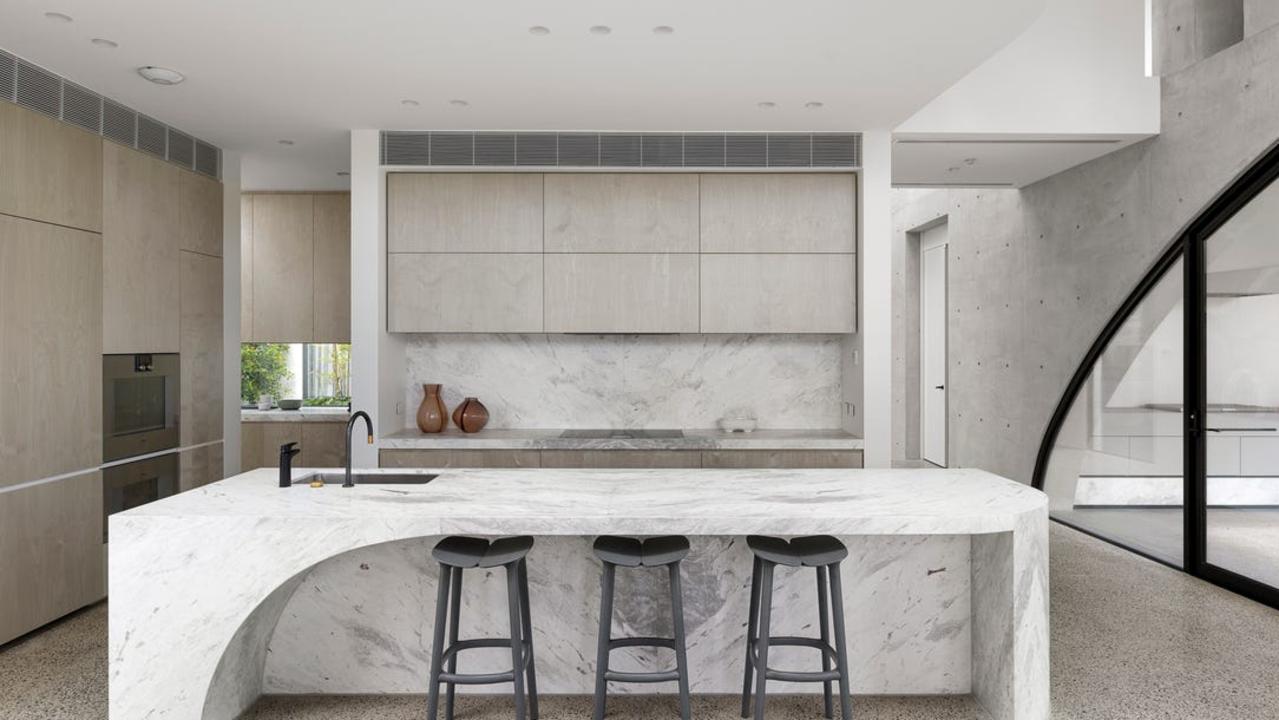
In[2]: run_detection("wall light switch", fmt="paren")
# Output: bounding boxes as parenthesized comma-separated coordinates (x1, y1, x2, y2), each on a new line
(851, 350, 860, 365)
(395, 401, 404, 416)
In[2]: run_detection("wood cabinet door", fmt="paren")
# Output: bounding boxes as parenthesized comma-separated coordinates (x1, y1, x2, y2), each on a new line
(240, 195, 255, 341)
(543, 253, 699, 333)
(544, 174, 698, 253)
(700, 450, 864, 469)
(388, 253, 544, 332)
(241, 422, 304, 471)
(312, 193, 351, 343)
(0, 215, 102, 488)
(302, 423, 348, 468)
(180, 444, 224, 492)
(251, 194, 314, 342)
(0, 102, 102, 232)
(700, 254, 856, 333)
(102, 142, 181, 353)
(388, 174, 543, 253)
(700, 174, 856, 253)
(379, 449, 542, 468)
(179, 170, 223, 256)
(180, 251, 223, 446)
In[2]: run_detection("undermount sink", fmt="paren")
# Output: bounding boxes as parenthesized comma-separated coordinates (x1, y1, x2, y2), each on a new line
(306, 473, 438, 486)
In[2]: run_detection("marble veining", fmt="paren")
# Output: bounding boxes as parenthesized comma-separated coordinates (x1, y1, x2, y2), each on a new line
(109, 467, 1048, 720)
(379, 428, 863, 451)
(402, 334, 843, 430)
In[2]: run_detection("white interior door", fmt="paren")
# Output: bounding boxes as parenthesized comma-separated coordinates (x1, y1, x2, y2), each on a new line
(921, 225, 949, 466)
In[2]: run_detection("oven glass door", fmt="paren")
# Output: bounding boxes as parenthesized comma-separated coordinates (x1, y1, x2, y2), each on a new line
(103, 354, 180, 461)
(102, 453, 179, 543)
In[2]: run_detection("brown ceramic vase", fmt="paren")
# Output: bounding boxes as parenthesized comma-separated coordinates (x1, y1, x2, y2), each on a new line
(416, 383, 448, 433)
(451, 397, 490, 433)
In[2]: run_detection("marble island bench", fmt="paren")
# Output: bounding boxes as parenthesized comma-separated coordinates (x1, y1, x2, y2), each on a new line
(108, 467, 1047, 720)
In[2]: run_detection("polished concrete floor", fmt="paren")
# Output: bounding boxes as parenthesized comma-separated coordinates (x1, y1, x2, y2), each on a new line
(3, 523, 1279, 719)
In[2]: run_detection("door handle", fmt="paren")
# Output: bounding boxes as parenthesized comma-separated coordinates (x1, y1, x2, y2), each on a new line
(934, 385, 945, 390)
(1205, 427, 1276, 433)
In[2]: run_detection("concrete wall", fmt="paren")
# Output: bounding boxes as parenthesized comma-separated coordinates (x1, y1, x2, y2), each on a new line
(1154, 0, 1245, 75)
(1246, 0, 1279, 37)
(891, 22, 1279, 482)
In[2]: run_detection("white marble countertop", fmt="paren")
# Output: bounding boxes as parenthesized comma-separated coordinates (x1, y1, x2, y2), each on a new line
(121, 466, 1039, 534)
(241, 407, 350, 423)
(379, 428, 864, 451)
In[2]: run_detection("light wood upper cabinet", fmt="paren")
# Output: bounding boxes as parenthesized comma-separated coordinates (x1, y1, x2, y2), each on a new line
(180, 251, 223, 446)
(544, 253, 699, 333)
(240, 195, 255, 340)
(389, 253, 543, 333)
(0, 102, 102, 233)
(544, 174, 699, 253)
(388, 174, 543, 253)
(701, 254, 856, 333)
(0, 215, 102, 488)
(312, 194, 351, 343)
(179, 170, 224, 256)
(102, 142, 181, 353)
(251, 194, 314, 342)
(700, 174, 856, 253)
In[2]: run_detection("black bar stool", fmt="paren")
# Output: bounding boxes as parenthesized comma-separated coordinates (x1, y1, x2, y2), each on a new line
(740, 535, 851, 720)
(427, 535, 539, 720)
(592, 535, 692, 720)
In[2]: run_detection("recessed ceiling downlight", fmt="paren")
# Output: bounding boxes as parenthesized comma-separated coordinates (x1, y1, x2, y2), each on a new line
(449, 99, 470, 107)
(757, 101, 777, 109)
(589, 25, 612, 35)
(137, 66, 185, 86)
(91, 38, 119, 48)
(278, 139, 295, 146)
(401, 99, 420, 107)
(44, 12, 73, 22)
(528, 26, 550, 36)
(653, 25, 675, 35)
(804, 101, 824, 109)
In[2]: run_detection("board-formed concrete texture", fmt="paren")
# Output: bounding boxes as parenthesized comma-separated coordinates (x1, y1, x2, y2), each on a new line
(891, 20, 1279, 481)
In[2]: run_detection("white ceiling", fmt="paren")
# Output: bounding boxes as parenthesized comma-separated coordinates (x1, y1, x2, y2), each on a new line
(0, 0, 1042, 189)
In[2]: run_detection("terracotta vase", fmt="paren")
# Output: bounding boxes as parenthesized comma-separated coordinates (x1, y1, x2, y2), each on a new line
(451, 397, 490, 433)
(416, 384, 448, 433)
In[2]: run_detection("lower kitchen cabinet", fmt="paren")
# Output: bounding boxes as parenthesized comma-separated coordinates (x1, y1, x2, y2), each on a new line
(700, 450, 864, 469)
(180, 445, 225, 492)
(0, 473, 104, 645)
(379, 449, 542, 469)
(540, 450, 702, 469)
(241, 422, 348, 471)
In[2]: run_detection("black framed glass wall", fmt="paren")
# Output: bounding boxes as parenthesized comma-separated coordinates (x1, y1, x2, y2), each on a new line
(1036, 142, 1279, 608)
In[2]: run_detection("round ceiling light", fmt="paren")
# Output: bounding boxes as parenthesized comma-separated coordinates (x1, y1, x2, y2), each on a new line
(757, 101, 777, 109)
(653, 25, 675, 35)
(963, 157, 978, 165)
(137, 66, 185, 85)
(44, 12, 73, 22)
(589, 25, 612, 35)
(278, 139, 295, 146)
(449, 99, 470, 107)
(528, 26, 550, 36)
(401, 99, 420, 107)
(91, 38, 119, 49)
(804, 101, 824, 109)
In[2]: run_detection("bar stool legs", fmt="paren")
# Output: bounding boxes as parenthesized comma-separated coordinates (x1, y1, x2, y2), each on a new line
(592, 535, 692, 720)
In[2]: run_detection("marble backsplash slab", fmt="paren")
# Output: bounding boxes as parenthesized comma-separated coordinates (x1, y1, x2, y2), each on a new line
(403, 334, 843, 430)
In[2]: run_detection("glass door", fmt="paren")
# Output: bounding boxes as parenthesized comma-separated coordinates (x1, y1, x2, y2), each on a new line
(1198, 177, 1279, 596)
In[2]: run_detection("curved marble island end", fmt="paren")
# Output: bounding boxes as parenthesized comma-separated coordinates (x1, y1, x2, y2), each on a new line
(108, 467, 1048, 720)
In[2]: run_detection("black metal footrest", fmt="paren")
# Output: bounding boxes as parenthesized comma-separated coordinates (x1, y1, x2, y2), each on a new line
(603, 636, 681, 684)
(438, 638, 534, 685)
(750, 635, 841, 683)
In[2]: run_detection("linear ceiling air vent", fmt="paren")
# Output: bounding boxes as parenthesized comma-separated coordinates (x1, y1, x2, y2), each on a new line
(0, 51, 15, 103)
(167, 128, 194, 169)
(194, 140, 219, 178)
(61, 82, 101, 133)
(15, 60, 60, 117)
(1, 46, 222, 179)
(379, 131, 861, 170)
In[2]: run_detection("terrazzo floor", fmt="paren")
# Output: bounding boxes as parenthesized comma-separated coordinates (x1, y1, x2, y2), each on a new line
(3, 523, 1279, 719)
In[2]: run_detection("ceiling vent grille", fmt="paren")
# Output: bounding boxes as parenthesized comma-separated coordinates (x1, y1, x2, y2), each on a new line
(15, 60, 60, 118)
(380, 131, 861, 170)
(0, 51, 15, 103)
(0, 46, 221, 179)
(61, 82, 101, 133)
(136, 115, 167, 158)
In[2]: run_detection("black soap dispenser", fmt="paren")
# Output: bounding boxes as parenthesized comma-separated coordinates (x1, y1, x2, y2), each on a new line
(279, 442, 300, 488)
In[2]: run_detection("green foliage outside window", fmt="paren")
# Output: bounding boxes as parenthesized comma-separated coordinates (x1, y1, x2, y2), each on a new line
(241, 343, 291, 404)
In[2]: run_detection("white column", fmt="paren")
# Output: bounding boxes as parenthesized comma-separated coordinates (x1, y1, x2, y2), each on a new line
(861, 131, 894, 467)
(221, 151, 242, 477)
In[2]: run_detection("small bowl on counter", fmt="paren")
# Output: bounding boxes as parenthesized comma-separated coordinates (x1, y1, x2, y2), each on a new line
(718, 416, 758, 433)
(278, 399, 303, 411)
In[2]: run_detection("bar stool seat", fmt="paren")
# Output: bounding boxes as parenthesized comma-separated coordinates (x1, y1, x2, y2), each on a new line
(592, 535, 692, 720)
(741, 535, 852, 720)
(427, 535, 539, 720)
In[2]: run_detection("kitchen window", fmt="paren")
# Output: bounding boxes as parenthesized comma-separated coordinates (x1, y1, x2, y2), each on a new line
(241, 343, 350, 407)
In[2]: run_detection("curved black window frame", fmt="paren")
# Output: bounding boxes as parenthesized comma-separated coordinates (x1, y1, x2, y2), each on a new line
(1032, 139, 1279, 610)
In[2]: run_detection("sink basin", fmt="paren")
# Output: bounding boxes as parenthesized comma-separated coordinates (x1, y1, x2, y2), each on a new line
(306, 473, 438, 486)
